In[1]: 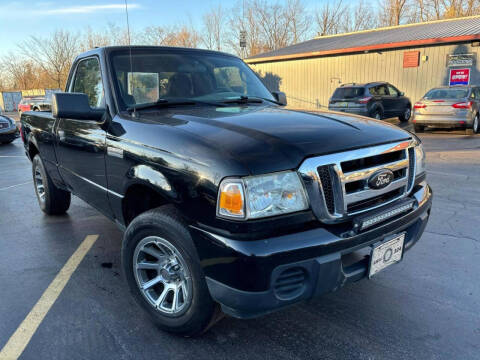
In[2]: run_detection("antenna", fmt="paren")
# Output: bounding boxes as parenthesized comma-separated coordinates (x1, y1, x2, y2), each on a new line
(124, 0, 136, 117)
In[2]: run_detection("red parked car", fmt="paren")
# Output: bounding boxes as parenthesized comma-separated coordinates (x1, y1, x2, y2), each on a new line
(17, 97, 52, 115)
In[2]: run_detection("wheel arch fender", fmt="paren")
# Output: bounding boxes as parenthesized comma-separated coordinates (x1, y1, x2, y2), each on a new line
(121, 165, 180, 225)
(125, 164, 177, 198)
(27, 134, 40, 160)
(370, 103, 384, 116)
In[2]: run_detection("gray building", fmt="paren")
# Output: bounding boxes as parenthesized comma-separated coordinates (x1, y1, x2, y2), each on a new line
(246, 16, 480, 110)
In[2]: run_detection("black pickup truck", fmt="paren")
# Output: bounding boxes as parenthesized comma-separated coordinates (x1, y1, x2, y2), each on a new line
(20, 46, 432, 336)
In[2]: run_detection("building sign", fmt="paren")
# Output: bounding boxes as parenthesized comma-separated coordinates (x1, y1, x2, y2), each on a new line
(403, 51, 419, 68)
(240, 31, 247, 48)
(449, 68, 470, 85)
(447, 54, 475, 67)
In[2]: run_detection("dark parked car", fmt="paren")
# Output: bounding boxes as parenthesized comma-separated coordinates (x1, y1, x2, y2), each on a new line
(21, 46, 432, 336)
(329, 82, 412, 122)
(0, 114, 19, 144)
(412, 85, 479, 134)
(18, 96, 52, 115)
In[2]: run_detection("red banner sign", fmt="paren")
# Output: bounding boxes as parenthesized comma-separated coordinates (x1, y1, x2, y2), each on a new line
(449, 68, 470, 85)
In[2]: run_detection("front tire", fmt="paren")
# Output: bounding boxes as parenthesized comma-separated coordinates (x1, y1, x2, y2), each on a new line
(122, 206, 219, 336)
(32, 155, 71, 215)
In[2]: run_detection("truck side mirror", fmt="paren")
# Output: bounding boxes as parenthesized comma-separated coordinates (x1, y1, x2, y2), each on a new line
(52, 93, 104, 121)
(271, 91, 287, 106)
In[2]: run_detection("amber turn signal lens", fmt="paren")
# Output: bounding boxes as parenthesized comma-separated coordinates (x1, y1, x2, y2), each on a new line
(218, 182, 245, 218)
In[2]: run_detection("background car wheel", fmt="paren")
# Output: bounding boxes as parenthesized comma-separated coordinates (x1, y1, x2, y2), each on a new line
(473, 114, 479, 134)
(371, 109, 382, 120)
(414, 124, 424, 133)
(32, 154, 71, 215)
(122, 206, 221, 337)
(1, 139, 14, 145)
(399, 106, 411, 122)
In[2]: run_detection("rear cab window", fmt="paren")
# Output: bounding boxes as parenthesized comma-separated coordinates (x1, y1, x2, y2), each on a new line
(332, 87, 365, 99)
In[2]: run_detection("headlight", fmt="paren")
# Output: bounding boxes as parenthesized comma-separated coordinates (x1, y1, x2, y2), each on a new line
(414, 142, 426, 177)
(217, 171, 309, 220)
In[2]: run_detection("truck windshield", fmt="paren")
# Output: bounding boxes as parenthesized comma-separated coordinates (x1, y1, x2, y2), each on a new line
(424, 88, 469, 100)
(111, 50, 276, 110)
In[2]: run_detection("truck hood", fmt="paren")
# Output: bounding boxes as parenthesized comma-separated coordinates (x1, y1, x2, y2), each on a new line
(138, 105, 412, 175)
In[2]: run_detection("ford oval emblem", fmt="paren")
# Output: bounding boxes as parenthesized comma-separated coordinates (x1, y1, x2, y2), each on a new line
(368, 169, 394, 190)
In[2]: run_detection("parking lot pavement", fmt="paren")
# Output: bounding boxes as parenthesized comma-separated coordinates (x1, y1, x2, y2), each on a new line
(0, 132, 479, 360)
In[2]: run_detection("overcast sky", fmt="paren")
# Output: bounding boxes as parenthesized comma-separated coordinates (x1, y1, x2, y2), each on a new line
(0, 0, 325, 53)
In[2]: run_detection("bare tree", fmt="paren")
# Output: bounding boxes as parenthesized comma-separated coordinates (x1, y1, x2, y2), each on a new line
(341, 0, 377, 32)
(19, 30, 79, 89)
(286, 0, 312, 44)
(226, 1, 266, 57)
(141, 26, 173, 45)
(315, 0, 346, 36)
(379, 0, 410, 26)
(202, 4, 226, 51)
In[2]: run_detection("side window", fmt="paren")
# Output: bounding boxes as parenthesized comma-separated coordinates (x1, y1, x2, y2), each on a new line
(369, 87, 377, 96)
(376, 85, 388, 96)
(471, 88, 480, 99)
(72, 58, 104, 108)
(387, 85, 399, 96)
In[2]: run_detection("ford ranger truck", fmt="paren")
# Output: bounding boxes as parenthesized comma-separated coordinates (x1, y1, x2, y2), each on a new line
(20, 46, 432, 336)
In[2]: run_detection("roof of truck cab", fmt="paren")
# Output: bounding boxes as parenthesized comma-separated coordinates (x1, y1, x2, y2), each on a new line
(76, 46, 239, 60)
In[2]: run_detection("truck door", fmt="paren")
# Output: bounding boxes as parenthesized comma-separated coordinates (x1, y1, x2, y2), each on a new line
(55, 56, 113, 217)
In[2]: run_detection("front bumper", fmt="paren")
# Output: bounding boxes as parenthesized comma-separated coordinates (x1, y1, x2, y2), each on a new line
(0, 126, 19, 142)
(191, 182, 432, 319)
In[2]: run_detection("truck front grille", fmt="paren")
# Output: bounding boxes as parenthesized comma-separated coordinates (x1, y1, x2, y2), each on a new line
(299, 140, 416, 222)
(317, 165, 335, 214)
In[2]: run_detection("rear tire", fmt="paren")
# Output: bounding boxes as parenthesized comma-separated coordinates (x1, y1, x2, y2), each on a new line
(32, 155, 71, 215)
(371, 109, 383, 120)
(414, 124, 424, 133)
(122, 206, 220, 337)
(473, 114, 479, 134)
(399, 106, 411, 122)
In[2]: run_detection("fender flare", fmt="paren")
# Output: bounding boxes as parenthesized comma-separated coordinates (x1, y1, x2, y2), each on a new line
(124, 164, 178, 201)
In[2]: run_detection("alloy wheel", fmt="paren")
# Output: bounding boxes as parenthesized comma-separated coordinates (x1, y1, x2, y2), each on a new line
(474, 115, 479, 134)
(133, 236, 193, 316)
(34, 167, 46, 202)
(404, 108, 411, 120)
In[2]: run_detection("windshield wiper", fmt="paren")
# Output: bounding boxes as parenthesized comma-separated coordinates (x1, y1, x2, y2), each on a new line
(127, 99, 226, 112)
(221, 95, 281, 105)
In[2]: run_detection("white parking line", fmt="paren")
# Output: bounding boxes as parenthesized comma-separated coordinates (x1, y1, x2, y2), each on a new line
(0, 181, 33, 191)
(0, 235, 99, 360)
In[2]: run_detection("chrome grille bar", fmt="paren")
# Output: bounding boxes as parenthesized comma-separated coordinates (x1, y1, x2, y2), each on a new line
(298, 139, 416, 223)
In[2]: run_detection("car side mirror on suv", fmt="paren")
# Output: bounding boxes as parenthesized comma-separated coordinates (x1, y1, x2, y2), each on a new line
(399, 91, 405, 96)
(271, 91, 287, 106)
(52, 92, 104, 121)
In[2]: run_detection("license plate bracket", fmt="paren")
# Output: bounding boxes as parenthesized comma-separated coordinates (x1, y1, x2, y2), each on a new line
(368, 232, 405, 278)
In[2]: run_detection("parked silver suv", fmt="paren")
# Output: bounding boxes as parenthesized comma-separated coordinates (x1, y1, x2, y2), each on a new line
(412, 86, 479, 134)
